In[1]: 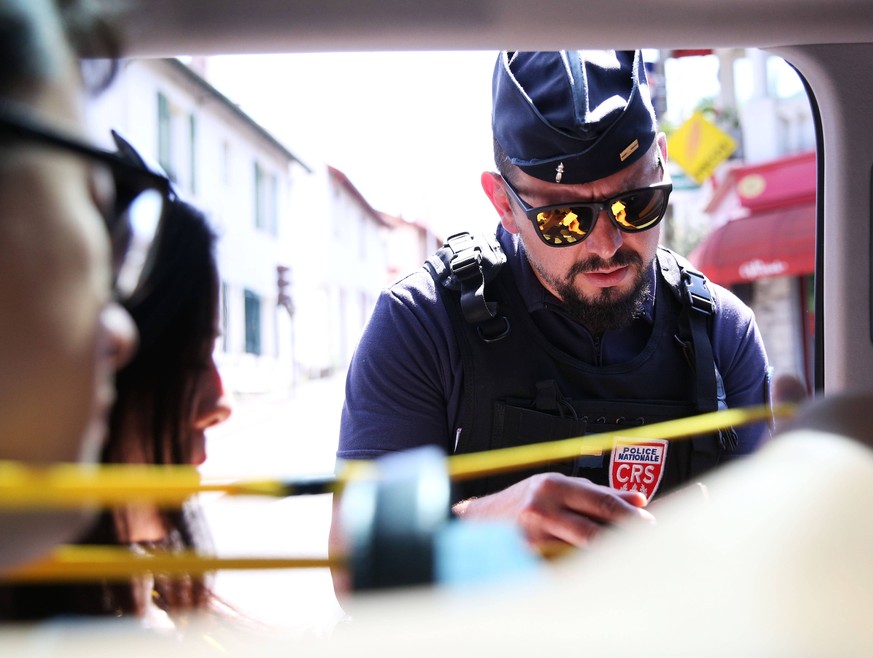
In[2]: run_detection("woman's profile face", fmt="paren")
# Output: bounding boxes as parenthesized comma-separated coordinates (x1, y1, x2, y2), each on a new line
(116, 337, 232, 468)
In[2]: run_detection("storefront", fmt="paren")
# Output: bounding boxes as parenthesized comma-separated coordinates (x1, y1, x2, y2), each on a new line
(689, 150, 816, 392)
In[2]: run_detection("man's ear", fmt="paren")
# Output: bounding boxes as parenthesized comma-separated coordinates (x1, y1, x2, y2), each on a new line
(657, 132, 668, 166)
(480, 171, 520, 235)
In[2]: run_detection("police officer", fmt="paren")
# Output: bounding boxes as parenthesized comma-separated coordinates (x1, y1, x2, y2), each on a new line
(336, 50, 770, 552)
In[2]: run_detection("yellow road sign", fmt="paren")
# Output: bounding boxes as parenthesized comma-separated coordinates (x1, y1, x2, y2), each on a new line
(668, 111, 737, 184)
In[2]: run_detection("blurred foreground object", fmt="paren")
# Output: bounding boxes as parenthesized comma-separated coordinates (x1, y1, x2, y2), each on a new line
(1, 394, 870, 654)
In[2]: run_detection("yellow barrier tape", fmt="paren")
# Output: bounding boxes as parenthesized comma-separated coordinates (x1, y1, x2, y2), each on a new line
(0, 403, 792, 508)
(0, 462, 337, 509)
(1, 545, 336, 583)
(447, 402, 792, 480)
(0, 404, 792, 583)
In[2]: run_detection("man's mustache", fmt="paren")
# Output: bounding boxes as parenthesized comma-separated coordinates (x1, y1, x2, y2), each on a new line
(567, 249, 643, 278)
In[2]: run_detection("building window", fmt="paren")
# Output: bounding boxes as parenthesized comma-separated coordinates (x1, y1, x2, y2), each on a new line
(188, 113, 197, 195)
(220, 281, 230, 353)
(244, 289, 262, 355)
(222, 140, 231, 185)
(157, 91, 175, 181)
(332, 186, 343, 238)
(254, 161, 278, 235)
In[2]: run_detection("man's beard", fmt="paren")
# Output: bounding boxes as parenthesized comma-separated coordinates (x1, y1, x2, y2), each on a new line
(532, 248, 652, 335)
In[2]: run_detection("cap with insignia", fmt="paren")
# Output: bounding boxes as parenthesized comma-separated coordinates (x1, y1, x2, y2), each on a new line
(492, 50, 657, 185)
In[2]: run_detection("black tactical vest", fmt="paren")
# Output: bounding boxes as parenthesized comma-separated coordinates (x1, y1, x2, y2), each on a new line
(425, 232, 734, 502)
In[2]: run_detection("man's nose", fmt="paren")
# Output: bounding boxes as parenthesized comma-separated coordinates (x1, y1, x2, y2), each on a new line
(583, 210, 623, 260)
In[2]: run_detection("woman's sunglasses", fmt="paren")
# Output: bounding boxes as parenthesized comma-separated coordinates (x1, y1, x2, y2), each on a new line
(0, 102, 173, 302)
(502, 176, 672, 247)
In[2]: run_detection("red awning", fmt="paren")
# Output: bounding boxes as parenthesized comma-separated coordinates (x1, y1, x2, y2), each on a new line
(670, 49, 715, 58)
(688, 203, 815, 287)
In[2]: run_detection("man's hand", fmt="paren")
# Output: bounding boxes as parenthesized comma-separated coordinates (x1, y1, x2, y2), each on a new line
(452, 473, 655, 551)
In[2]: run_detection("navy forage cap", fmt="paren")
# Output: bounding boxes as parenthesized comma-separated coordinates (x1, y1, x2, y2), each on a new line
(492, 50, 657, 185)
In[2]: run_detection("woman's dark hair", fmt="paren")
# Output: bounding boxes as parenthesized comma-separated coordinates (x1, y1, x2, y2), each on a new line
(111, 198, 221, 471)
(104, 198, 220, 614)
(0, 200, 222, 619)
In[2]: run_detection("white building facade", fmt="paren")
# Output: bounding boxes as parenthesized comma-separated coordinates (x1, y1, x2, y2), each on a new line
(87, 58, 392, 395)
(286, 165, 391, 380)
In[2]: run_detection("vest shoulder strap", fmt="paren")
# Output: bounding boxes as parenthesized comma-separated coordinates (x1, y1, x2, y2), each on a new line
(425, 231, 510, 340)
(658, 247, 737, 463)
(657, 246, 715, 316)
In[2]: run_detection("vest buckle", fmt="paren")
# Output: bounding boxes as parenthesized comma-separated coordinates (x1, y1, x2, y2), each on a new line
(681, 269, 714, 315)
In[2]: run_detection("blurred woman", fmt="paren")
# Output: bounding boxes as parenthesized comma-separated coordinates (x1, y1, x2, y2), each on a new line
(85, 186, 233, 622)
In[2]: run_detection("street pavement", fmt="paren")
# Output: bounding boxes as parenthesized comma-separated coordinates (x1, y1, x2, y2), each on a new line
(198, 374, 348, 635)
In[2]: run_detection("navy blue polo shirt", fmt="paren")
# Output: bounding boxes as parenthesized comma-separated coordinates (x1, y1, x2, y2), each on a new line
(338, 224, 769, 463)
